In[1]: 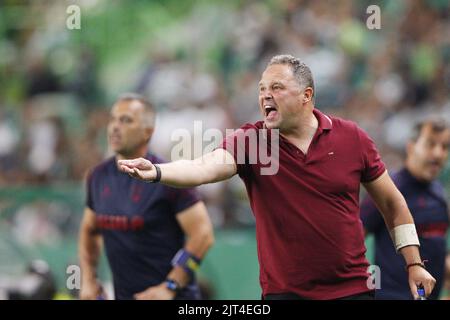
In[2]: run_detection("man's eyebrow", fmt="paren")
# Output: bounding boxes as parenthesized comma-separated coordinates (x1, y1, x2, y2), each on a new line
(121, 114, 133, 119)
(258, 81, 279, 86)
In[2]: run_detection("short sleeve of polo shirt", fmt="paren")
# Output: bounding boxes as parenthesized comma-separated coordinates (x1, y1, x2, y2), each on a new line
(357, 127, 386, 183)
(217, 123, 257, 177)
(166, 186, 202, 215)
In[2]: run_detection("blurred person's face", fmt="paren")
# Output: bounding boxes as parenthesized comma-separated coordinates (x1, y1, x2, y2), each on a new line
(258, 64, 312, 131)
(406, 124, 450, 182)
(107, 100, 153, 159)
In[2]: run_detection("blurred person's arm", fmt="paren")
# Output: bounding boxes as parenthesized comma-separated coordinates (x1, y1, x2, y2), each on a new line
(78, 207, 104, 300)
(363, 171, 436, 299)
(134, 201, 214, 300)
(118, 149, 237, 187)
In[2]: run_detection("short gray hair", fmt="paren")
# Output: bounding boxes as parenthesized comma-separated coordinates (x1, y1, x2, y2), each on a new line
(116, 92, 156, 128)
(268, 54, 315, 96)
(410, 117, 449, 142)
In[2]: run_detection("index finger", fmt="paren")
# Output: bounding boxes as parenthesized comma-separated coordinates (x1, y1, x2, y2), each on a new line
(119, 165, 134, 173)
(117, 159, 140, 167)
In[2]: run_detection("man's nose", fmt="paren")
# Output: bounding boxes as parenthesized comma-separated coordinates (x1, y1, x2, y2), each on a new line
(263, 90, 273, 100)
(109, 121, 119, 132)
(432, 145, 447, 159)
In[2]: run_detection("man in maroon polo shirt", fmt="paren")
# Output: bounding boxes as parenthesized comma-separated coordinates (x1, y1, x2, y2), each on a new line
(118, 54, 436, 300)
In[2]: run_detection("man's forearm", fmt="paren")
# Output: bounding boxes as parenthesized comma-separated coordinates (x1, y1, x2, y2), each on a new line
(381, 195, 414, 229)
(159, 156, 233, 187)
(383, 198, 423, 254)
(366, 179, 421, 258)
(159, 160, 209, 187)
(363, 173, 415, 230)
(166, 227, 214, 287)
(399, 245, 422, 265)
(79, 230, 102, 284)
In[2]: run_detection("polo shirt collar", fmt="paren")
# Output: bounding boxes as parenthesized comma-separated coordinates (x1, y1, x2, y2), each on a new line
(313, 108, 333, 131)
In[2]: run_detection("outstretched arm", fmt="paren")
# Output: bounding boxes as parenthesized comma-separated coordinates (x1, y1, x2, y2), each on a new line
(118, 148, 237, 187)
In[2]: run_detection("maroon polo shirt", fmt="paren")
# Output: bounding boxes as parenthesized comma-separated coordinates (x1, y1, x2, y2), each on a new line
(219, 108, 386, 299)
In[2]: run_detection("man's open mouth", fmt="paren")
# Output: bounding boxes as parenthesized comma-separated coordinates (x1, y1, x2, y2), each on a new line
(264, 105, 277, 117)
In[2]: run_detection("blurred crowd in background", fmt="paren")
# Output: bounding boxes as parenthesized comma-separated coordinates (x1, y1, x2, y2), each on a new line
(0, 0, 449, 298)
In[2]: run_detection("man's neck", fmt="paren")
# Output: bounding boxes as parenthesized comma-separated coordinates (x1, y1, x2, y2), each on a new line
(404, 163, 430, 184)
(116, 147, 149, 162)
(281, 109, 318, 142)
(279, 109, 318, 155)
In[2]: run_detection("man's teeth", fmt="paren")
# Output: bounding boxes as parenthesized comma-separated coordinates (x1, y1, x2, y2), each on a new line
(264, 105, 276, 116)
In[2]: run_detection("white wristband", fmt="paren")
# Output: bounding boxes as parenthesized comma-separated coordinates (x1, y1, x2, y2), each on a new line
(389, 224, 420, 252)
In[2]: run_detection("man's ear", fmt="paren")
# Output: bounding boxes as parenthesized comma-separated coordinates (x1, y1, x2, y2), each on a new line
(302, 87, 314, 104)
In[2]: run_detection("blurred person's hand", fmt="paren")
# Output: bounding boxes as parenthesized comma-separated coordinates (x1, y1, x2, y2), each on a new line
(80, 280, 105, 300)
(134, 282, 176, 300)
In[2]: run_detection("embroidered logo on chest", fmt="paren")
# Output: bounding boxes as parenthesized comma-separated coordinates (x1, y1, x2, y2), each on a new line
(101, 185, 111, 198)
